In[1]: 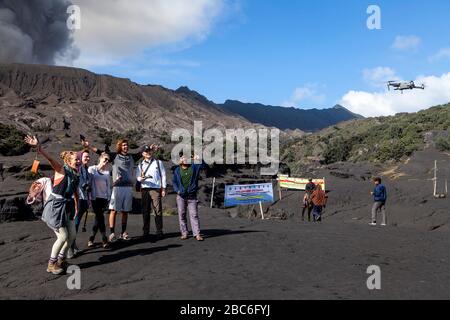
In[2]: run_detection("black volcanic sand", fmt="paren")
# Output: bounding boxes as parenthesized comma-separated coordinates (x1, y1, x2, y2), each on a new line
(1, 147, 450, 299)
(1, 207, 450, 300)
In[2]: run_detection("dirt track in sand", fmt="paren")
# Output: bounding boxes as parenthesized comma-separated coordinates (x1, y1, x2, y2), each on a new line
(1, 206, 450, 300)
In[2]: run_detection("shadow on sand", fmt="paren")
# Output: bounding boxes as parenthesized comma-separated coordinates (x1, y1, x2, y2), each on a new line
(77, 229, 263, 269)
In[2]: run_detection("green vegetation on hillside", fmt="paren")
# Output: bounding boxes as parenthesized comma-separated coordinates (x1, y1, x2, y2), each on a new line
(282, 103, 450, 171)
(0, 124, 29, 156)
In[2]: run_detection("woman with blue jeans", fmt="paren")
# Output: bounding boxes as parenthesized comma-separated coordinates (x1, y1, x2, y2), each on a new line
(172, 154, 207, 241)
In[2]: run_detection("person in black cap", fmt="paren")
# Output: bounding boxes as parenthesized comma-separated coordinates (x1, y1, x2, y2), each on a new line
(136, 144, 167, 240)
(301, 178, 316, 222)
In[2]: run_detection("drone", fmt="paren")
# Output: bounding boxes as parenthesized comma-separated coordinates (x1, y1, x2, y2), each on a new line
(387, 80, 426, 94)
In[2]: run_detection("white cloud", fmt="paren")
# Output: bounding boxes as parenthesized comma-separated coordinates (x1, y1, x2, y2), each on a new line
(283, 84, 326, 108)
(429, 48, 450, 62)
(340, 72, 450, 118)
(391, 35, 421, 51)
(72, 0, 227, 67)
(363, 67, 400, 88)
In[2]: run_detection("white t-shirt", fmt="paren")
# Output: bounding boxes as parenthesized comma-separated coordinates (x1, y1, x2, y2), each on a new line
(88, 166, 111, 200)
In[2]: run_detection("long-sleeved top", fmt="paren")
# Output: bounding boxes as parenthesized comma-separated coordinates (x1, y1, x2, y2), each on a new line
(373, 184, 387, 203)
(311, 189, 328, 206)
(136, 158, 167, 189)
(172, 161, 207, 198)
(88, 165, 111, 201)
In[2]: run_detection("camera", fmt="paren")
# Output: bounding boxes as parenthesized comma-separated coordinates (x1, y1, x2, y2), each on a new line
(81, 183, 92, 193)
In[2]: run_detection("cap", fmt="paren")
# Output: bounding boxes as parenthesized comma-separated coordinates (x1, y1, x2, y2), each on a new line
(141, 145, 152, 153)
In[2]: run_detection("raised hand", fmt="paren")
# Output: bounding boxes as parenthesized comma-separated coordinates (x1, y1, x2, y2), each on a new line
(24, 135, 39, 147)
(81, 139, 90, 148)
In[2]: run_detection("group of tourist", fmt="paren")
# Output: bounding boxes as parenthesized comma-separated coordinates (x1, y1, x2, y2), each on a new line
(24, 135, 205, 275)
(301, 177, 388, 225)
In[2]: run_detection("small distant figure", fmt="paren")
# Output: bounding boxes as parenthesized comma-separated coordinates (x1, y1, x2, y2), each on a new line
(301, 178, 315, 222)
(63, 118, 71, 131)
(311, 184, 328, 222)
(0, 163, 4, 181)
(370, 177, 387, 226)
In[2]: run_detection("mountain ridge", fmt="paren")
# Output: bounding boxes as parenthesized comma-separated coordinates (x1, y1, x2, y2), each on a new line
(218, 100, 363, 132)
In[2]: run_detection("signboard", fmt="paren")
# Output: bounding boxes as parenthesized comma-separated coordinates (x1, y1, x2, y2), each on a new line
(224, 183, 274, 207)
(278, 175, 326, 191)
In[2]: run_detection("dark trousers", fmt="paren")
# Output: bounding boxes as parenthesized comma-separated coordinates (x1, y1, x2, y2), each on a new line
(142, 189, 163, 235)
(302, 201, 313, 221)
(75, 199, 89, 232)
(91, 198, 108, 240)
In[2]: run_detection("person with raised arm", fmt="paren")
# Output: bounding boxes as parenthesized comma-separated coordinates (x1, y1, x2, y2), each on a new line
(24, 135, 80, 275)
(82, 137, 141, 242)
(172, 152, 207, 241)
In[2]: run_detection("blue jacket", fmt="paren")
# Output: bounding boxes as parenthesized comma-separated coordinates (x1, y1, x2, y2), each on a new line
(172, 161, 207, 197)
(373, 184, 387, 203)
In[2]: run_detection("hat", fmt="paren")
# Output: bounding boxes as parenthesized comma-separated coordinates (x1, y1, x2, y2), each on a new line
(141, 145, 152, 153)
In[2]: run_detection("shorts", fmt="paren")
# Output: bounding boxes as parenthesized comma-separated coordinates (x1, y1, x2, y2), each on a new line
(109, 187, 133, 212)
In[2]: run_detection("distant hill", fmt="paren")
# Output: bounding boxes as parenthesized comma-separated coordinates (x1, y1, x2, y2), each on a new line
(0, 63, 274, 156)
(218, 100, 363, 132)
(281, 103, 450, 173)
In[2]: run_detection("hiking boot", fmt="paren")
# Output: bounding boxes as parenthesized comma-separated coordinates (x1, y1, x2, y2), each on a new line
(47, 261, 64, 275)
(57, 257, 69, 271)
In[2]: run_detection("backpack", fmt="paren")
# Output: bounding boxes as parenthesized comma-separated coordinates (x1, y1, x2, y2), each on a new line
(26, 177, 53, 212)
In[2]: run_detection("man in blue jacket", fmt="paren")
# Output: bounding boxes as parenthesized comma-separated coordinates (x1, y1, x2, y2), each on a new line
(370, 177, 387, 226)
(173, 153, 207, 241)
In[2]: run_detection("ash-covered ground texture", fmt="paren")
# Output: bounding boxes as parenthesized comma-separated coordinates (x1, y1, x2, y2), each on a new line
(1, 63, 450, 299)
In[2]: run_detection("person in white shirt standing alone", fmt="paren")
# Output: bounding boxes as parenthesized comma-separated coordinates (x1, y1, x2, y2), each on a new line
(137, 145, 167, 241)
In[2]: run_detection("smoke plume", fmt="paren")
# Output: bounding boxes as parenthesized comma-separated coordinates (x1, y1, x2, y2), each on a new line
(0, 0, 78, 65)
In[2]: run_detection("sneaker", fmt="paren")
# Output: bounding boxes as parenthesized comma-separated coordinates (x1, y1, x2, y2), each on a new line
(180, 234, 188, 240)
(87, 241, 94, 248)
(73, 248, 82, 257)
(195, 235, 204, 242)
(47, 261, 64, 275)
(108, 233, 117, 243)
(381, 223, 387, 227)
(369, 222, 377, 226)
(120, 232, 131, 241)
(66, 248, 74, 259)
(102, 241, 110, 249)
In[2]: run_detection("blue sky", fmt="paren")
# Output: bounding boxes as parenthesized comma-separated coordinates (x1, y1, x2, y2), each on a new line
(74, 0, 450, 115)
